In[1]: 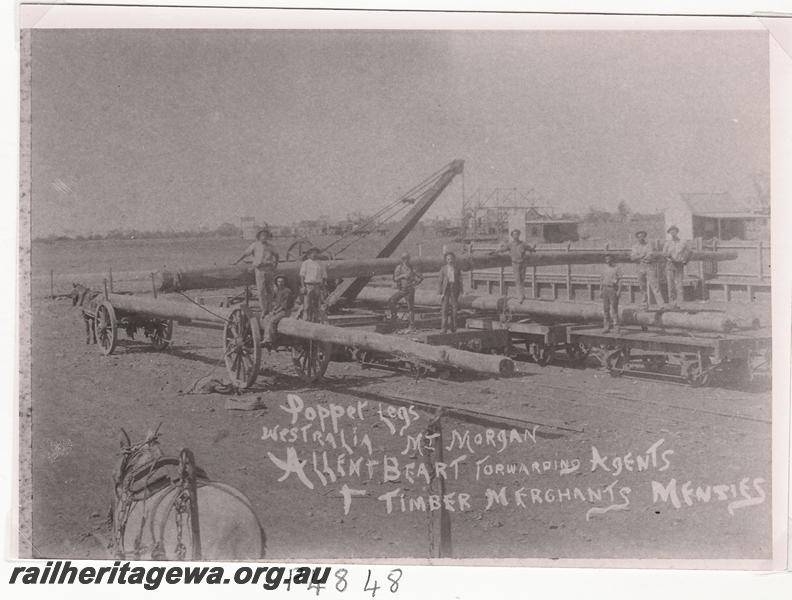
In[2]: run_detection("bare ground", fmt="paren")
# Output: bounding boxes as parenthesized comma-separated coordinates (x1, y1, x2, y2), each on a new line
(28, 296, 772, 561)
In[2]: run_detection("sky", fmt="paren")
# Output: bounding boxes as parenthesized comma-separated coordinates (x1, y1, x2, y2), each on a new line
(30, 29, 769, 237)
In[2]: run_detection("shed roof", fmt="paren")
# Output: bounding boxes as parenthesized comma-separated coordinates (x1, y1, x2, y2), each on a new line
(680, 192, 768, 216)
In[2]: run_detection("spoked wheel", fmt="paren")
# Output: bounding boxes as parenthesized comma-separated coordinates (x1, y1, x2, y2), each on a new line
(565, 342, 589, 366)
(149, 319, 174, 351)
(292, 340, 333, 383)
(606, 347, 630, 377)
(682, 356, 712, 387)
(223, 307, 261, 389)
(527, 341, 553, 366)
(94, 301, 118, 355)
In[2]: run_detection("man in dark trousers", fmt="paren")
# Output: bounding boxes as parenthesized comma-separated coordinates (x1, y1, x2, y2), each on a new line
(388, 252, 424, 328)
(630, 230, 665, 309)
(496, 228, 532, 302)
(600, 254, 622, 333)
(438, 251, 463, 334)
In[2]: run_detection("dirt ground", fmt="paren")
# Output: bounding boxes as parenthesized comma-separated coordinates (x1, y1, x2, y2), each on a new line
(28, 295, 772, 561)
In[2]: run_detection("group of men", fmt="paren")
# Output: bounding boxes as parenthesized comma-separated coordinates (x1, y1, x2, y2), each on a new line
(386, 251, 463, 334)
(233, 228, 328, 343)
(236, 224, 694, 340)
(600, 224, 692, 332)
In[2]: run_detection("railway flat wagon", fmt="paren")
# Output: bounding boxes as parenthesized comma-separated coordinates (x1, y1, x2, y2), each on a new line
(565, 324, 771, 386)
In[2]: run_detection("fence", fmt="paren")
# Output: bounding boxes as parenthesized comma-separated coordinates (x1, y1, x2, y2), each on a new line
(467, 238, 771, 304)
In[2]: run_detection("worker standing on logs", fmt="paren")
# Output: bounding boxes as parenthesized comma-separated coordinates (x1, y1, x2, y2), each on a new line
(233, 228, 279, 315)
(300, 247, 327, 322)
(662, 225, 692, 309)
(494, 229, 532, 303)
(630, 230, 665, 310)
(601, 254, 622, 333)
(388, 252, 424, 328)
(262, 275, 294, 346)
(438, 251, 463, 333)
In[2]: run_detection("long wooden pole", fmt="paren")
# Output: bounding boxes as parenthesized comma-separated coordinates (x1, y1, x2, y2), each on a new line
(277, 318, 514, 376)
(354, 287, 757, 333)
(102, 293, 513, 375)
(155, 250, 737, 293)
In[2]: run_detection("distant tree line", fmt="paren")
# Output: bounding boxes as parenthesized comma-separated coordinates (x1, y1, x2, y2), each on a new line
(560, 202, 661, 224)
(35, 222, 243, 242)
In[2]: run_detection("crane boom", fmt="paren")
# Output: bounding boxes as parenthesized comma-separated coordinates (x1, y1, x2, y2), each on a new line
(327, 159, 464, 306)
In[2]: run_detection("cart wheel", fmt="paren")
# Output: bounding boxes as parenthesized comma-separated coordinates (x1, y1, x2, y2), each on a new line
(149, 319, 174, 351)
(565, 343, 588, 366)
(223, 307, 261, 389)
(292, 340, 333, 383)
(527, 342, 552, 366)
(94, 301, 118, 355)
(683, 356, 712, 387)
(607, 348, 629, 377)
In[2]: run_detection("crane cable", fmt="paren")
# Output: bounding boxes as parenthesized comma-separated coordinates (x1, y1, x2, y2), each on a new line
(319, 161, 455, 257)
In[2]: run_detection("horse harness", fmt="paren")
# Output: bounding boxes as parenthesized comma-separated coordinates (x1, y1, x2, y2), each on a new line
(113, 445, 207, 560)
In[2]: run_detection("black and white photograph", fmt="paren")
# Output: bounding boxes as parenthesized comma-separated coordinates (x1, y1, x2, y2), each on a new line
(15, 4, 790, 574)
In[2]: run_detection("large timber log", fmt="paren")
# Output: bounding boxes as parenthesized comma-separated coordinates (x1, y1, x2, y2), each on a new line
(103, 293, 513, 376)
(277, 318, 514, 376)
(354, 287, 756, 333)
(155, 250, 736, 293)
(106, 292, 231, 322)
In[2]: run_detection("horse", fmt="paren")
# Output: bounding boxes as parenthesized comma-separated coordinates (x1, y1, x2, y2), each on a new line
(69, 283, 102, 344)
(110, 427, 266, 560)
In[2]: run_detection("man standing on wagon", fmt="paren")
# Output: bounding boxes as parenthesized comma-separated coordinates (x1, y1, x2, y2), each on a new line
(233, 227, 279, 315)
(600, 254, 622, 333)
(299, 247, 327, 323)
(662, 225, 691, 309)
(388, 252, 424, 328)
(630, 229, 665, 310)
(438, 251, 463, 334)
(495, 228, 532, 303)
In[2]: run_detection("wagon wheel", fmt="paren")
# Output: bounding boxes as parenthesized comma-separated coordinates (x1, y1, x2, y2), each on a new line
(606, 347, 629, 377)
(526, 341, 553, 366)
(292, 340, 333, 383)
(682, 356, 712, 387)
(565, 342, 589, 366)
(94, 301, 118, 355)
(149, 319, 174, 351)
(223, 307, 261, 389)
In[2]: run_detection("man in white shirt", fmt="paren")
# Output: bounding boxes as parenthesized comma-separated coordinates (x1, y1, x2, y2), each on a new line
(233, 228, 279, 314)
(299, 247, 327, 322)
(495, 229, 532, 302)
(662, 225, 691, 308)
(388, 252, 423, 328)
(630, 230, 665, 310)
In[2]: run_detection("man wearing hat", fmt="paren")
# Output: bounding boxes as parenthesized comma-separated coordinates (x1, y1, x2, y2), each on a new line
(438, 251, 463, 333)
(388, 252, 424, 328)
(262, 275, 294, 345)
(495, 228, 532, 302)
(630, 230, 665, 309)
(662, 225, 691, 308)
(299, 247, 327, 322)
(234, 227, 279, 314)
